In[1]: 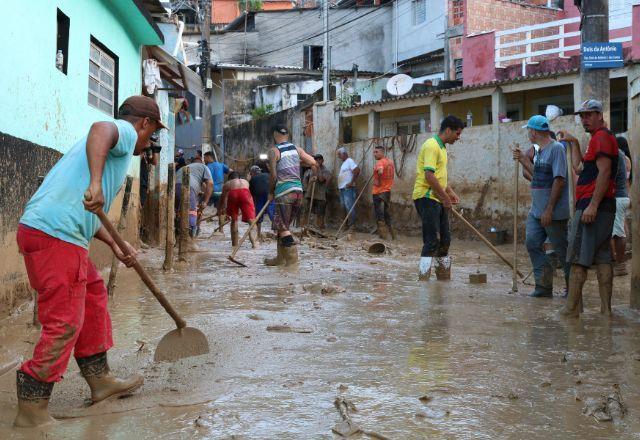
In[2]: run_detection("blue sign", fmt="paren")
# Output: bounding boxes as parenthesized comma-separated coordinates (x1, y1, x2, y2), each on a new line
(581, 42, 624, 69)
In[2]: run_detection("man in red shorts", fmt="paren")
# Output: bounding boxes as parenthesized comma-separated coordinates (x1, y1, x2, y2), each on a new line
(220, 171, 257, 248)
(14, 96, 165, 427)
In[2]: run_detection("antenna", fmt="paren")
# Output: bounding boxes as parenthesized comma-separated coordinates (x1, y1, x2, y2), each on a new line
(386, 74, 413, 96)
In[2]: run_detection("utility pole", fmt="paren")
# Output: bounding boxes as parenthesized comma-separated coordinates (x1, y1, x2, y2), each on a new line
(629, 64, 640, 308)
(322, 0, 329, 101)
(200, 0, 213, 154)
(578, 0, 610, 123)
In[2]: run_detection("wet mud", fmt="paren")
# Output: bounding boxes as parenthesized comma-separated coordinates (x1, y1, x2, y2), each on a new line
(0, 221, 639, 439)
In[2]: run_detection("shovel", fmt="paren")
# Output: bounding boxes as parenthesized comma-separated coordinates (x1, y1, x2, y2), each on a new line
(228, 197, 272, 267)
(451, 208, 525, 278)
(334, 173, 375, 239)
(300, 180, 317, 243)
(90, 199, 209, 363)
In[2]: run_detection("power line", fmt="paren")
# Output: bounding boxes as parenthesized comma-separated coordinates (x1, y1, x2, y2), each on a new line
(220, 1, 422, 67)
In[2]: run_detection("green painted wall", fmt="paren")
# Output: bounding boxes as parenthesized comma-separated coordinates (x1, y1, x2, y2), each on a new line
(0, 0, 160, 154)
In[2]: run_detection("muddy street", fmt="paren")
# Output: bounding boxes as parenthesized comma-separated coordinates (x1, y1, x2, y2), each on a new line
(1, 222, 639, 439)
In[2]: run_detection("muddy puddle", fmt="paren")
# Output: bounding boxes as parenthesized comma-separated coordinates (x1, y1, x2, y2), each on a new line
(1, 221, 639, 439)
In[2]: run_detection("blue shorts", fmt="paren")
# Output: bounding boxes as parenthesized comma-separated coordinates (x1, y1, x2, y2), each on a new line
(253, 195, 274, 223)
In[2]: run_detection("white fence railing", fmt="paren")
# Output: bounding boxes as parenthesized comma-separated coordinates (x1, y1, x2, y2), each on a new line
(494, 16, 633, 75)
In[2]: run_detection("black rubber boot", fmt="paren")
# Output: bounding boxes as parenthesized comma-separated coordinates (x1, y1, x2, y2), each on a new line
(14, 371, 55, 428)
(77, 352, 143, 403)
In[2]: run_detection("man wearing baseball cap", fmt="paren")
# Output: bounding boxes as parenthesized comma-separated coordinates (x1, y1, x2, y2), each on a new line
(557, 99, 618, 318)
(13, 95, 166, 426)
(265, 123, 317, 266)
(513, 115, 570, 298)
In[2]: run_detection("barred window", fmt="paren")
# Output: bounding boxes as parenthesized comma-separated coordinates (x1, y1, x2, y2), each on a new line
(454, 58, 463, 81)
(88, 39, 118, 116)
(412, 0, 426, 25)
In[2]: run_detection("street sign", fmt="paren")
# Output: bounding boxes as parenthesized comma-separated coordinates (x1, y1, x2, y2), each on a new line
(581, 42, 624, 69)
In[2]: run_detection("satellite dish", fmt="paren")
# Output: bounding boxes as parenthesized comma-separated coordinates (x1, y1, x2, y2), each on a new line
(386, 74, 413, 96)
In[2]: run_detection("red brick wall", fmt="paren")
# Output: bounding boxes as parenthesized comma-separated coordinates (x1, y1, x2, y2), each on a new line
(466, 0, 561, 34)
(450, 0, 465, 27)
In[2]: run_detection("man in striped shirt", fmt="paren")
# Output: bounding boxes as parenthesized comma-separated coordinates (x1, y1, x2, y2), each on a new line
(265, 124, 317, 266)
(558, 100, 618, 318)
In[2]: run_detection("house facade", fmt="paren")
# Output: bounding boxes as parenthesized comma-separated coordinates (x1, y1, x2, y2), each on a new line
(0, 0, 163, 308)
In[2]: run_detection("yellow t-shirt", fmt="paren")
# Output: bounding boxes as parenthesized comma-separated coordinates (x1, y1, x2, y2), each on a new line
(412, 135, 448, 202)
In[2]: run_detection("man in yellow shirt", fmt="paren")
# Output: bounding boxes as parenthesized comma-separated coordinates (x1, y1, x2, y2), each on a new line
(413, 115, 464, 280)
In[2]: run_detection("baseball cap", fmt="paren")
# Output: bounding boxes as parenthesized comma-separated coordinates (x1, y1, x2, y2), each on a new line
(313, 154, 324, 160)
(250, 165, 261, 173)
(119, 95, 168, 129)
(575, 99, 603, 114)
(273, 123, 289, 135)
(522, 115, 550, 131)
(177, 148, 184, 154)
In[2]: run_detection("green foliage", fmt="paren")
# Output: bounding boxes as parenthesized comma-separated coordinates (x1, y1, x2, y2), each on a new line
(251, 104, 274, 119)
(337, 90, 357, 109)
(238, 0, 263, 11)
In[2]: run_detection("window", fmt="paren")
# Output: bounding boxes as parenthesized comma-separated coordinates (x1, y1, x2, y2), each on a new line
(412, 0, 426, 25)
(195, 98, 203, 119)
(88, 38, 118, 117)
(56, 9, 70, 74)
(454, 58, 463, 81)
(397, 122, 421, 135)
(303, 45, 323, 70)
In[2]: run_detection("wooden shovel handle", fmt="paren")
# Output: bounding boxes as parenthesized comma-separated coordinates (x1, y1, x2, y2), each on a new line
(90, 198, 187, 329)
(229, 196, 272, 259)
(451, 208, 525, 279)
(335, 173, 375, 238)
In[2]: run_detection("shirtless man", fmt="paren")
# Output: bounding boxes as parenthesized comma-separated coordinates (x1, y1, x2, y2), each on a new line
(220, 171, 257, 248)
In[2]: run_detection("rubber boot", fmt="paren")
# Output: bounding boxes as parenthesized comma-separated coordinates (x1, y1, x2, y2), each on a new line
(418, 257, 433, 281)
(13, 371, 56, 428)
(435, 256, 451, 281)
(559, 265, 587, 318)
(596, 263, 613, 315)
(377, 221, 389, 240)
(388, 224, 397, 241)
(76, 352, 143, 403)
(264, 240, 285, 266)
(283, 244, 299, 266)
(530, 264, 554, 298)
(231, 222, 239, 247)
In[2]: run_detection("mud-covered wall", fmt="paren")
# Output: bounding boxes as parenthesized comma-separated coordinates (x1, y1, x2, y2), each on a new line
(0, 133, 61, 312)
(0, 131, 140, 314)
(222, 107, 303, 172)
(315, 115, 586, 236)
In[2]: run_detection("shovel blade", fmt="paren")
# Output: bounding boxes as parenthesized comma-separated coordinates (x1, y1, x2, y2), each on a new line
(154, 327, 210, 362)
(227, 255, 247, 267)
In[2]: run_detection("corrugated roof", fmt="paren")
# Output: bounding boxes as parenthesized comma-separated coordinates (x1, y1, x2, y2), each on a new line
(339, 68, 580, 111)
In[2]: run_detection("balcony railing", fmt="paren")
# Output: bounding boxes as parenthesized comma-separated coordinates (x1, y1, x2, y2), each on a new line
(494, 16, 633, 75)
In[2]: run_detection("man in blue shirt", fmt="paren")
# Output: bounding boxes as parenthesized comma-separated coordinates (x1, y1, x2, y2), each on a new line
(14, 96, 165, 427)
(513, 115, 570, 298)
(203, 151, 232, 233)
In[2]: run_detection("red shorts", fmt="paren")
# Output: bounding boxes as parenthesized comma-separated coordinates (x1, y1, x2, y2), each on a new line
(226, 188, 256, 222)
(17, 225, 113, 383)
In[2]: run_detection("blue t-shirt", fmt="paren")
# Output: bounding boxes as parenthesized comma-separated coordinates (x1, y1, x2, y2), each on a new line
(207, 162, 229, 193)
(530, 140, 570, 220)
(20, 120, 138, 248)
